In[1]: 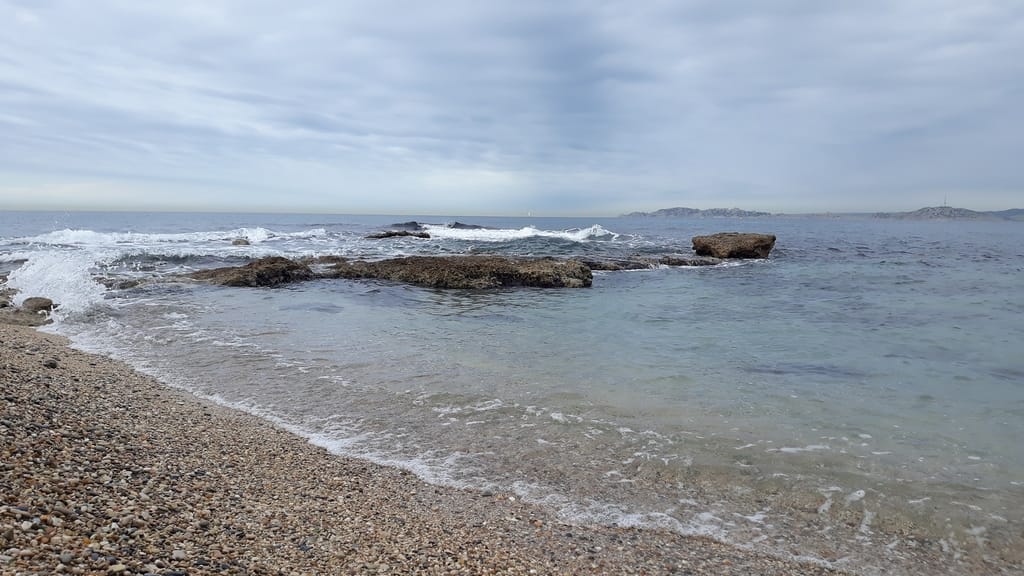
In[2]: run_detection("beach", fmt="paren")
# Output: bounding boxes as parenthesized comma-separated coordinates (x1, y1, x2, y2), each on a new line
(0, 321, 845, 575)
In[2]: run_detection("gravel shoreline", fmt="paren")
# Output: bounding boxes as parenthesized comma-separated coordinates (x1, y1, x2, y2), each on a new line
(1, 322, 845, 575)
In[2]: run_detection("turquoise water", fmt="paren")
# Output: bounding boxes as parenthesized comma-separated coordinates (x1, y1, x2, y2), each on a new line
(2, 211, 1022, 574)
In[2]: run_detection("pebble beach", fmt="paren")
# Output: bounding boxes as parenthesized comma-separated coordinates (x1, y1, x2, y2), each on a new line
(0, 321, 845, 575)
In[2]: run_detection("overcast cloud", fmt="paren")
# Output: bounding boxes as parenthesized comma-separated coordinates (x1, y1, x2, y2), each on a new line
(1, 0, 1021, 215)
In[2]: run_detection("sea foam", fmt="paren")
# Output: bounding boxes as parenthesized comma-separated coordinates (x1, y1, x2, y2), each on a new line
(421, 224, 619, 243)
(5, 250, 108, 314)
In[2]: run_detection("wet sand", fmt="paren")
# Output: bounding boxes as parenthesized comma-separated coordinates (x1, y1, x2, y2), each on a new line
(0, 321, 849, 575)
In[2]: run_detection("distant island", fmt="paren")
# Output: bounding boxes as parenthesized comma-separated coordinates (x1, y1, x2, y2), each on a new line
(622, 207, 771, 218)
(872, 206, 1024, 221)
(621, 205, 1023, 221)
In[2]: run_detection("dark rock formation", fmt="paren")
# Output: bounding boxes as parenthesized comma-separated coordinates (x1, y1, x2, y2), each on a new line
(366, 231, 431, 239)
(320, 256, 592, 289)
(389, 221, 426, 230)
(190, 256, 315, 287)
(447, 222, 487, 230)
(692, 233, 776, 259)
(231, 238, 251, 246)
(21, 297, 56, 312)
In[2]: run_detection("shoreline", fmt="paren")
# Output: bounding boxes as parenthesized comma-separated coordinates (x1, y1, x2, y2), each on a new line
(0, 322, 846, 575)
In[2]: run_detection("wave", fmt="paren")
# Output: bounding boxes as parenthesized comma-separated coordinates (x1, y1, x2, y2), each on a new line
(10, 227, 328, 246)
(421, 224, 620, 243)
(3, 250, 109, 314)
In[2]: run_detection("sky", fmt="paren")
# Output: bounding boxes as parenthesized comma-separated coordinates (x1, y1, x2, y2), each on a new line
(1, 1, 1022, 216)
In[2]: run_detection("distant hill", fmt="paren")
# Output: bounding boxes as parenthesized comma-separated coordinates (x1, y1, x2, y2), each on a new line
(873, 206, 1023, 220)
(623, 207, 771, 218)
(989, 208, 1024, 221)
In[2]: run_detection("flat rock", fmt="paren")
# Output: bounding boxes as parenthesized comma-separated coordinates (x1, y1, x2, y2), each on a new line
(580, 256, 721, 271)
(692, 232, 776, 259)
(322, 256, 592, 289)
(190, 256, 315, 287)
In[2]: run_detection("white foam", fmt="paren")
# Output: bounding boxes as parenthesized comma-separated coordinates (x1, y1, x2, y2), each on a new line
(421, 224, 619, 243)
(14, 227, 326, 247)
(5, 250, 109, 315)
(769, 444, 830, 454)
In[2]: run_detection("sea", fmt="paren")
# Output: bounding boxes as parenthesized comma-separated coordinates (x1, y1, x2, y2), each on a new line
(2, 210, 1022, 575)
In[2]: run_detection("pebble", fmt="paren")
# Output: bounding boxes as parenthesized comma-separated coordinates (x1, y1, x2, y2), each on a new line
(0, 323, 867, 576)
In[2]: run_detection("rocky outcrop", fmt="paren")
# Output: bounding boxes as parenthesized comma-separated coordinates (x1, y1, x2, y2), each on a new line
(321, 256, 592, 289)
(189, 256, 592, 289)
(231, 238, 251, 246)
(692, 233, 776, 259)
(0, 293, 56, 327)
(190, 256, 315, 287)
(366, 231, 431, 239)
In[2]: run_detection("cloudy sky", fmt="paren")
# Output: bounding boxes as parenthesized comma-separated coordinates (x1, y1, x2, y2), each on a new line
(1, 1, 1021, 215)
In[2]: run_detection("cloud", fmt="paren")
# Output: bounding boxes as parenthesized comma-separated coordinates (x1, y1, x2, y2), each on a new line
(0, 0, 1021, 214)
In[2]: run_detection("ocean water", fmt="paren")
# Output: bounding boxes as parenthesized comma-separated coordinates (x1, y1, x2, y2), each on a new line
(2, 210, 1022, 574)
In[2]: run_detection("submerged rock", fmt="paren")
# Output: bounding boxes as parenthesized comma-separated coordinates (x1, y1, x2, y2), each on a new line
(657, 256, 722, 267)
(365, 230, 431, 239)
(321, 256, 593, 289)
(692, 233, 776, 259)
(190, 256, 315, 287)
(580, 256, 721, 271)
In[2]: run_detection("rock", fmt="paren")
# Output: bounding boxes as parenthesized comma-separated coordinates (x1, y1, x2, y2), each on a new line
(579, 256, 720, 271)
(108, 563, 126, 573)
(43, 359, 58, 369)
(171, 549, 187, 560)
(388, 221, 425, 230)
(0, 308, 53, 327)
(0, 286, 14, 308)
(692, 233, 776, 259)
(21, 297, 55, 312)
(365, 231, 431, 239)
(657, 256, 721, 267)
(321, 256, 592, 289)
(95, 277, 143, 290)
(447, 221, 487, 230)
(231, 238, 251, 246)
(190, 257, 314, 287)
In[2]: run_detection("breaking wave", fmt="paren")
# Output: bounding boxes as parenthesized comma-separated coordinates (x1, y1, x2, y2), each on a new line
(421, 224, 620, 243)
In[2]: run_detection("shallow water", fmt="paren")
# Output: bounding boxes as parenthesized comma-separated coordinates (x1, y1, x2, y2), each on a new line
(2, 210, 1022, 574)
